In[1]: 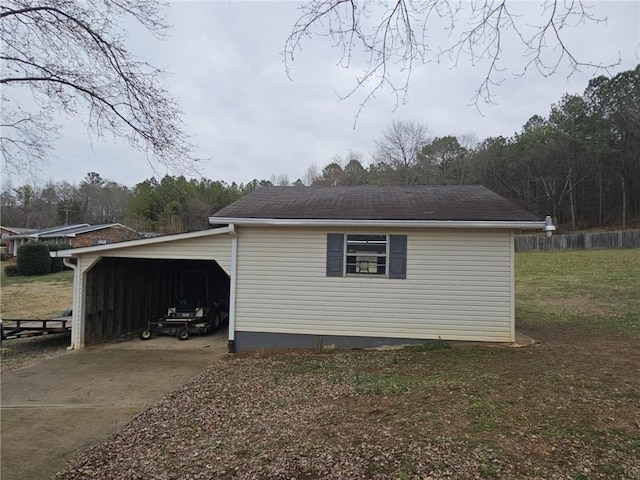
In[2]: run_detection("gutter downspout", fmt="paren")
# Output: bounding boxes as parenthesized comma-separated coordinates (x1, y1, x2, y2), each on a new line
(228, 224, 238, 353)
(62, 257, 79, 351)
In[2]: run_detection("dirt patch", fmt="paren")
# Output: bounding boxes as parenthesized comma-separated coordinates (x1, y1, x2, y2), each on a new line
(1, 333, 71, 373)
(522, 293, 613, 317)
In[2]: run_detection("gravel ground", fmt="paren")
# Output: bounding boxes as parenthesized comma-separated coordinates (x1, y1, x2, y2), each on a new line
(55, 328, 640, 480)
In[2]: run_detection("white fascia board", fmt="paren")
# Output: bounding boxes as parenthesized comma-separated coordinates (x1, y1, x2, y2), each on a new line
(64, 223, 133, 238)
(51, 226, 231, 258)
(42, 223, 128, 239)
(208, 217, 546, 230)
(35, 224, 90, 238)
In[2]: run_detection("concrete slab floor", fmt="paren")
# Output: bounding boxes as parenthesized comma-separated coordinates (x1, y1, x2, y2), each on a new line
(1, 332, 227, 480)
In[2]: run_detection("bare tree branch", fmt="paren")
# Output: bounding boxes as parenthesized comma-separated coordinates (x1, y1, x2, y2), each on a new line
(0, 95, 57, 174)
(0, 0, 201, 176)
(284, 0, 620, 121)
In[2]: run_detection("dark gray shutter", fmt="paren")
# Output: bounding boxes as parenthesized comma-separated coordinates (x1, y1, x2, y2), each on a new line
(389, 235, 407, 279)
(326, 233, 344, 276)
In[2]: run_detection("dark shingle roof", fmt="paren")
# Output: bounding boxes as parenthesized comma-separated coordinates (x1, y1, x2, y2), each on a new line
(212, 185, 541, 222)
(1, 226, 37, 235)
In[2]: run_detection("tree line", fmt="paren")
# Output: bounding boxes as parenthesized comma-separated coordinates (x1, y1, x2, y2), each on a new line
(306, 65, 640, 229)
(1, 173, 268, 234)
(2, 66, 638, 233)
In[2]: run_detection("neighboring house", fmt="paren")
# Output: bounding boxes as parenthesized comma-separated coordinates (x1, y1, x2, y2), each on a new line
(5, 223, 140, 256)
(54, 185, 547, 352)
(1, 226, 37, 241)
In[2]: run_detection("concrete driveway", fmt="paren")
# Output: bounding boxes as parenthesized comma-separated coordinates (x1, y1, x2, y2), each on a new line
(1, 333, 227, 480)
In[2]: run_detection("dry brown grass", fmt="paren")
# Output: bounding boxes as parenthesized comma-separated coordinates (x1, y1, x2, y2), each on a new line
(1, 261, 73, 371)
(0, 265, 73, 319)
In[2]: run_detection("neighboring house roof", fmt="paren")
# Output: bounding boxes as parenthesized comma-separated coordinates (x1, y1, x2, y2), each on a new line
(37, 223, 133, 238)
(210, 185, 542, 224)
(5, 224, 90, 239)
(6, 223, 134, 240)
(0, 226, 38, 235)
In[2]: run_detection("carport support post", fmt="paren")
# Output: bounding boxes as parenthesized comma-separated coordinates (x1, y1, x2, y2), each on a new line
(63, 258, 80, 350)
(509, 229, 516, 343)
(228, 224, 238, 353)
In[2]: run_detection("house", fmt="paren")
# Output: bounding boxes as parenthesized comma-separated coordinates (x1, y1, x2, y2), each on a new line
(1, 226, 37, 241)
(53, 185, 546, 352)
(5, 223, 140, 256)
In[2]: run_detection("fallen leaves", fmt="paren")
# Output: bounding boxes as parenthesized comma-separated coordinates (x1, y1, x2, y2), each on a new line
(54, 342, 640, 479)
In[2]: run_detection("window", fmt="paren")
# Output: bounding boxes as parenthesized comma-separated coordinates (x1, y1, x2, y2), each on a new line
(346, 234, 387, 275)
(326, 233, 407, 279)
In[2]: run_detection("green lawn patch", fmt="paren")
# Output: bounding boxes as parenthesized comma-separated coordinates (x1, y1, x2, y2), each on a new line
(516, 249, 640, 334)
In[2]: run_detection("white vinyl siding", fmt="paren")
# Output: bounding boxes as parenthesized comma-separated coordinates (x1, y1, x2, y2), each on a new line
(94, 236, 232, 273)
(235, 227, 514, 343)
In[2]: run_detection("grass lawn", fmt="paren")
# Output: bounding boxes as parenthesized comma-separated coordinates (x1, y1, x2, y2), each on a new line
(0, 263, 74, 319)
(0, 264, 74, 371)
(44, 249, 640, 479)
(516, 249, 640, 336)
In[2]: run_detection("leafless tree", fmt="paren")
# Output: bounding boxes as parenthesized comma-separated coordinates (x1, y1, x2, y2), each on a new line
(1, 0, 201, 176)
(373, 120, 429, 185)
(303, 162, 320, 186)
(285, 0, 618, 118)
(270, 173, 291, 186)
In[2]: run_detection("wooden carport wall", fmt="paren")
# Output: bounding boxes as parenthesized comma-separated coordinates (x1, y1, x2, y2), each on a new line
(81, 258, 229, 345)
(55, 227, 233, 350)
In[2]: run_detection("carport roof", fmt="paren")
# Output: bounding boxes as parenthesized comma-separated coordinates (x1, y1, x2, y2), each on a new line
(209, 185, 543, 228)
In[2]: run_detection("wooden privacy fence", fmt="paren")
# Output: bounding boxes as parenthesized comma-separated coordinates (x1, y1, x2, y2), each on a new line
(515, 230, 640, 252)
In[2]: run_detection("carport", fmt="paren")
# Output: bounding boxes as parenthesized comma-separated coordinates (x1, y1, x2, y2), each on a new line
(54, 227, 233, 349)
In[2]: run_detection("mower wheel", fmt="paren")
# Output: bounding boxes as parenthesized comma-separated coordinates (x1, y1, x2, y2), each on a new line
(176, 327, 190, 341)
(139, 329, 152, 341)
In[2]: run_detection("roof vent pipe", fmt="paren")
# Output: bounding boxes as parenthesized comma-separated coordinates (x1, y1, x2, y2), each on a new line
(543, 216, 557, 237)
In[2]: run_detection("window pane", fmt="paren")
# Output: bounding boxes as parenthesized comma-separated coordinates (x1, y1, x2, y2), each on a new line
(346, 235, 386, 255)
(345, 235, 387, 275)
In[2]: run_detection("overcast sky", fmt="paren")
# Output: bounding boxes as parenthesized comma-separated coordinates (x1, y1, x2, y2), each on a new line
(6, 0, 640, 188)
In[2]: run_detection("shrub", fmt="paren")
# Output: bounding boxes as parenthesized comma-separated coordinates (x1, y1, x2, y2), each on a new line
(46, 243, 71, 273)
(4, 264, 18, 276)
(17, 242, 51, 276)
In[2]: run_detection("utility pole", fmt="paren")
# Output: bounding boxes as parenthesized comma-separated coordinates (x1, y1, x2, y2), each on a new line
(60, 203, 72, 225)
